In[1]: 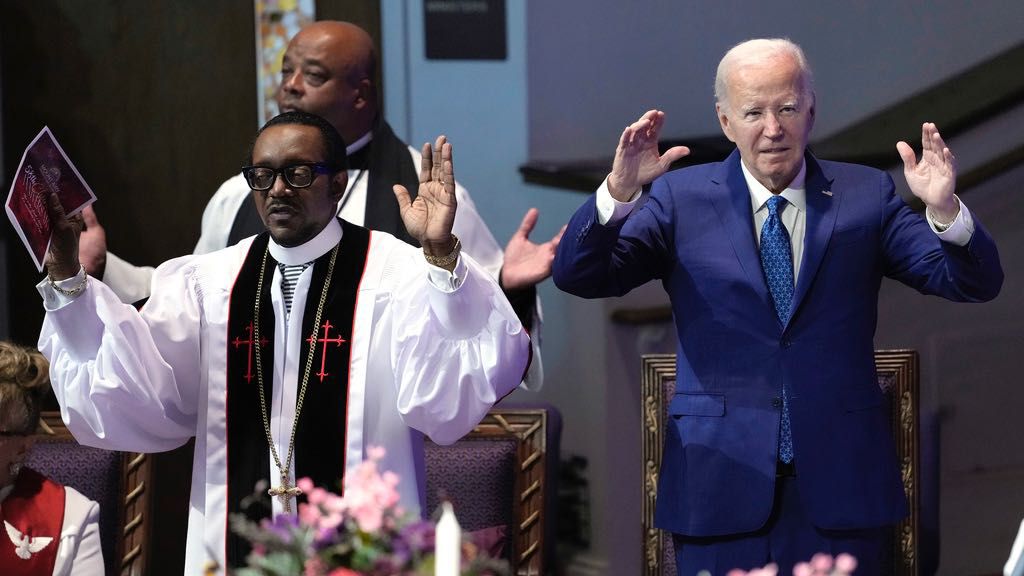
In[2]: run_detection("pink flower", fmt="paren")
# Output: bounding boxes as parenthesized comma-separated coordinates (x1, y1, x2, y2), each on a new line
(834, 553, 857, 574)
(735, 555, 857, 576)
(727, 565, 778, 576)
(304, 556, 327, 576)
(307, 486, 330, 507)
(327, 569, 362, 576)
(298, 502, 321, 526)
(322, 492, 346, 515)
(367, 445, 386, 461)
(354, 510, 384, 532)
(792, 553, 857, 576)
(810, 552, 834, 572)
(333, 448, 403, 533)
(320, 510, 344, 531)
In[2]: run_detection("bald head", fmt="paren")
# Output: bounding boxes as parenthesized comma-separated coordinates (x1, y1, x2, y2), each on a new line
(715, 38, 814, 109)
(276, 21, 379, 144)
(296, 22, 377, 84)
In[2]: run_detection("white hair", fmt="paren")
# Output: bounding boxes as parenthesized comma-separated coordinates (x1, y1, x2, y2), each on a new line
(714, 38, 815, 107)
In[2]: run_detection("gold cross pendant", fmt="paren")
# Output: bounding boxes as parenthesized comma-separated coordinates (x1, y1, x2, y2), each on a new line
(267, 474, 304, 513)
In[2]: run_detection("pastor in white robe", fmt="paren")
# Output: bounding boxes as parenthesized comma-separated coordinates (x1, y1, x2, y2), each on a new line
(37, 217, 529, 575)
(101, 130, 544, 392)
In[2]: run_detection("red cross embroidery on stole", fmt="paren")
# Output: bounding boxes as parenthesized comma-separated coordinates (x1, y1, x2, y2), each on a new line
(232, 322, 268, 382)
(306, 320, 347, 382)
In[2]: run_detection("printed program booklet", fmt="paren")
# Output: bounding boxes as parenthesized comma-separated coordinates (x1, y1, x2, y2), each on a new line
(5, 126, 96, 271)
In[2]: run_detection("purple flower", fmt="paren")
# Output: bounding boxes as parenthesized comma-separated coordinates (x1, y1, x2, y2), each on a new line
(372, 552, 408, 574)
(263, 512, 301, 542)
(313, 525, 342, 550)
(398, 520, 435, 553)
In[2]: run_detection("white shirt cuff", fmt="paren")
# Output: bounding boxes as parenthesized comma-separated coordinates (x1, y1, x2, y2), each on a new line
(596, 177, 642, 226)
(425, 255, 467, 292)
(103, 252, 155, 304)
(36, 267, 89, 311)
(926, 195, 975, 247)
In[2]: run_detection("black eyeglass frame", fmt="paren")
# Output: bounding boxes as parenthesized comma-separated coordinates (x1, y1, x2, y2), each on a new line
(241, 162, 336, 191)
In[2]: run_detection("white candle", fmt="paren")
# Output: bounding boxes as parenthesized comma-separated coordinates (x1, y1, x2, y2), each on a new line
(435, 502, 461, 576)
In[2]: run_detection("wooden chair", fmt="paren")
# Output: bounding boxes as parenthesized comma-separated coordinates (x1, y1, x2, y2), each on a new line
(425, 405, 559, 576)
(22, 407, 553, 576)
(640, 350, 920, 576)
(24, 411, 151, 576)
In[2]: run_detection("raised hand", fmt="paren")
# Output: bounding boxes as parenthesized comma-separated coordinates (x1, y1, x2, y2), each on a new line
(501, 208, 566, 290)
(43, 192, 85, 281)
(78, 205, 108, 278)
(393, 135, 458, 261)
(608, 110, 690, 201)
(896, 122, 959, 222)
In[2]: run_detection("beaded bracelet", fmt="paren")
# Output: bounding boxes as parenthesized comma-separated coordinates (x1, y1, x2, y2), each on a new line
(423, 235, 461, 268)
(48, 265, 88, 297)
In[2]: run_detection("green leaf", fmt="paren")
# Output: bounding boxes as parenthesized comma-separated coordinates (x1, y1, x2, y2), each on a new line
(246, 551, 305, 576)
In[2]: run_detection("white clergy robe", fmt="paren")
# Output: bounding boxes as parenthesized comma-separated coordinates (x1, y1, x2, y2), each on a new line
(37, 218, 529, 575)
(101, 132, 545, 394)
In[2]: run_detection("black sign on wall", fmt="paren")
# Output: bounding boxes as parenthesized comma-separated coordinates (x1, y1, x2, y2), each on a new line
(424, 0, 507, 60)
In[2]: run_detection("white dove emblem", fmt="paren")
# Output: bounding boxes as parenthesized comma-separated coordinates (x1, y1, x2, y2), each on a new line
(5, 520, 54, 560)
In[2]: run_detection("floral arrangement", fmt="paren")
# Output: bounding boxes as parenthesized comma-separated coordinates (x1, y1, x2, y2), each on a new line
(725, 553, 857, 576)
(229, 447, 508, 576)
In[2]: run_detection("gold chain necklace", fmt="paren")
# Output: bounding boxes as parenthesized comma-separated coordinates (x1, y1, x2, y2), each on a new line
(252, 242, 339, 513)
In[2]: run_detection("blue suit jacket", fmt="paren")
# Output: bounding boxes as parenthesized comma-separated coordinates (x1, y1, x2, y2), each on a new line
(553, 150, 1003, 536)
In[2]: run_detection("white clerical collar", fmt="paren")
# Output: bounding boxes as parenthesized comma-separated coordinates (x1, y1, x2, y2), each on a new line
(268, 217, 342, 265)
(346, 130, 373, 156)
(743, 160, 807, 214)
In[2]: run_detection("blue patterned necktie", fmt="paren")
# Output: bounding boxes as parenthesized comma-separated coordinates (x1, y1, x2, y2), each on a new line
(760, 195, 795, 463)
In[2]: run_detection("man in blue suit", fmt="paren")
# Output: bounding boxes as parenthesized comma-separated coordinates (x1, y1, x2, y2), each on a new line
(553, 38, 1002, 574)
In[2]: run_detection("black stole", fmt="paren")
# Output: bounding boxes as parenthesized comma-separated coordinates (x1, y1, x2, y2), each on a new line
(224, 220, 370, 566)
(228, 119, 419, 246)
(361, 119, 420, 246)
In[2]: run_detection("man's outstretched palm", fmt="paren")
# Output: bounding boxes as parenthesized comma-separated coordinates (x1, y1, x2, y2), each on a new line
(394, 135, 458, 256)
(608, 109, 690, 201)
(896, 122, 959, 222)
(501, 208, 565, 290)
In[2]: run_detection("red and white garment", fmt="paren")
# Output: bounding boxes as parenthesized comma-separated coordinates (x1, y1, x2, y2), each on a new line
(0, 467, 103, 575)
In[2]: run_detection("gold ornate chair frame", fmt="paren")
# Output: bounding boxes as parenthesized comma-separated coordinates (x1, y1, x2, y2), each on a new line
(640, 350, 920, 576)
(36, 411, 152, 576)
(460, 408, 549, 576)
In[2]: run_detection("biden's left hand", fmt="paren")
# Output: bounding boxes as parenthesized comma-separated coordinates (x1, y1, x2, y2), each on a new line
(897, 122, 959, 223)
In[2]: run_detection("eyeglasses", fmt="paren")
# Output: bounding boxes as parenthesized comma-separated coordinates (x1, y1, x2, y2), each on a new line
(241, 162, 334, 191)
